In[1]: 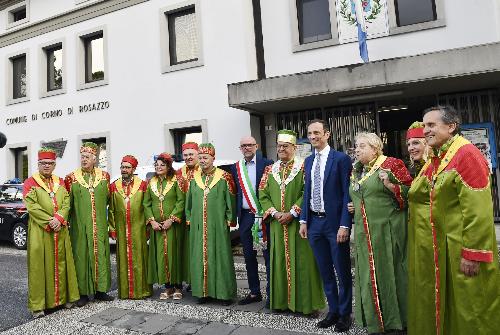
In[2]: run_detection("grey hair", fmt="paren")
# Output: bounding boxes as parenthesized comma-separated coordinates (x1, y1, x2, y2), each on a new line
(423, 105, 461, 135)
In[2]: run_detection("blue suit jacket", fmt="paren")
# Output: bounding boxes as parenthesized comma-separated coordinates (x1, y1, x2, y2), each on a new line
(300, 148, 353, 229)
(230, 155, 273, 221)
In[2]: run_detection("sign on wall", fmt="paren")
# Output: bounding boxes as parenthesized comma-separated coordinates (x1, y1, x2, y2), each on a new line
(461, 122, 498, 172)
(336, 0, 389, 43)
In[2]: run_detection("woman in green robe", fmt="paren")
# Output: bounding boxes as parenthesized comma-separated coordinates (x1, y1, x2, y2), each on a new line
(259, 132, 325, 315)
(348, 132, 412, 334)
(109, 155, 152, 299)
(406, 121, 428, 177)
(24, 148, 80, 317)
(144, 153, 185, 300)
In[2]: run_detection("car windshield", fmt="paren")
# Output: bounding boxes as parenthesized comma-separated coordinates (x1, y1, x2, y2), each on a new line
(0, 185, 23, 202)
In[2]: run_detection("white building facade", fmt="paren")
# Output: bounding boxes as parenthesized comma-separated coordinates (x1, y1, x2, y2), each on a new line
(228, 0, 500, 218)
(0, 0, 259, 180)
(2, 0, 500, 216)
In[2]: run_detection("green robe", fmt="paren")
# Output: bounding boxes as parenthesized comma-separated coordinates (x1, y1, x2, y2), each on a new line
(176, 165, 199, 283)
(144, 175, 185, 286)
(349, 156, 413, 333)
(23, 173, 79, 312)
(408, 135, 500, 335)
(185, 167, 237, 300)
(65, 168, 111, 295)
(109, 176, 153, 299)
(259, 158, 325, 314)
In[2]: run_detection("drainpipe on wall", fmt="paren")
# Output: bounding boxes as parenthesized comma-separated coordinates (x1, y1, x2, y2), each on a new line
(251, 0, 266, 80)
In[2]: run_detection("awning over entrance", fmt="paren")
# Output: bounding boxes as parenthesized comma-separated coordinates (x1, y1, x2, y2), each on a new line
(228, 42, 500, 114)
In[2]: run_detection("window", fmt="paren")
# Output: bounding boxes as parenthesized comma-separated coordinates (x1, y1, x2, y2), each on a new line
(11, 7, 26, 22)
(160, 0, 204, 73)
(84, 32, 104, 83)
(388, 0, 444, 34)
(11, 55, 27, 99)
(82, 137, 108, 171)
(290, 0, 339, 52)
(172, 126, 202, 158)
(40, 40, 66, 98)
(168, 7, 198, 65)
(164, 120, 208, 159)
(6, 1, 29, 29)
(46, 44, 63, 91)
(395, 0, 436, 26)
(296, 0, 332, 44)
(77, 27, 108, 90)
(11, 147, 28, 181)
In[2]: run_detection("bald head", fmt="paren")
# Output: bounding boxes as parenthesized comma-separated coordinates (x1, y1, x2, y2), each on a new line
(239, 136, 258, 161)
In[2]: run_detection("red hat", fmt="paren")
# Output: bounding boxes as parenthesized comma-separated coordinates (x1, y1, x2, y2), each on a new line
(156, 152, 173, 163)
(121, 155, 138, 168)
(406, 121, 425, 140)
(182, 142, 199, 152)
(38, 148, 56, 161)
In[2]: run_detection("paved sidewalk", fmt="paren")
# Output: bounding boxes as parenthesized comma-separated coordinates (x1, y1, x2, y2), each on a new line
(1, 257, 370, 335)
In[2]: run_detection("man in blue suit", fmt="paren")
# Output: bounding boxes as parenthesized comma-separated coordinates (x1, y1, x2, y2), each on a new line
(299, 119, 352, 331)
(231, 136, 273, 306)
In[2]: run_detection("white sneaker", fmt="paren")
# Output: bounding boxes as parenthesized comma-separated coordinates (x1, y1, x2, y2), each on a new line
(32, 310, 45, 318)
(64, 302, 74, 309)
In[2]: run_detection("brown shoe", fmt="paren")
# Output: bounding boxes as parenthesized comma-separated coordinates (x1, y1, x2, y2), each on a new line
(172, 289, 183, 300)
(160, 288, 174, 300)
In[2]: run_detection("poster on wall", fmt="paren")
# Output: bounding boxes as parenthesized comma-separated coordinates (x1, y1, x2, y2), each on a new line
(461, 122, 498, 173)
(336, 0, 389, 44)
(296, 138, 313, 160)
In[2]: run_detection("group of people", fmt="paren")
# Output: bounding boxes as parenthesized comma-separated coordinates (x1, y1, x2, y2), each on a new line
(23, 105, 500, 335)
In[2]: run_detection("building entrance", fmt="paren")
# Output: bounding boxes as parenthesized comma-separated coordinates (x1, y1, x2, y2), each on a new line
(277, 89, 500, 220)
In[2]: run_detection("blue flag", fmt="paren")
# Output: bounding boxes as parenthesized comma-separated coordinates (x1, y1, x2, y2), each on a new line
(354, 0, 369, 63)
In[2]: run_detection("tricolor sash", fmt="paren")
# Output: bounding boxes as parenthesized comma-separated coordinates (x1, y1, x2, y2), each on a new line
(236, 159, 266, 251)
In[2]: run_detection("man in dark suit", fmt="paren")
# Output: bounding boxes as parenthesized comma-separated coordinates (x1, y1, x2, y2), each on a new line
(299, 119, 353, 332)
(231, 136, 273, 306)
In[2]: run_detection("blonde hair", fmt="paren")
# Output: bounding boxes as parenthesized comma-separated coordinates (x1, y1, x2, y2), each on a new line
(408, 137, 430, 166)
(355, 132, 383, 157)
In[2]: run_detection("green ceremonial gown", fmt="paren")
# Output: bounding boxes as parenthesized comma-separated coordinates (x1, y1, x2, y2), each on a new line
(176, 165, 199, 284)
(349, 156, 413, 333)
(109, 176, 153, 299)
(408, 135, 500, 335)
(24, 173, 80, 312)
(259, 158, 325, 315)
(185, 167, 237, 300)
(65, 168, 111, 295)
(144, 175, 185, 286)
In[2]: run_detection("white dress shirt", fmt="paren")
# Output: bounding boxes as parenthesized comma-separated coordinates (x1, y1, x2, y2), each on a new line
(309, 145, 330, 212)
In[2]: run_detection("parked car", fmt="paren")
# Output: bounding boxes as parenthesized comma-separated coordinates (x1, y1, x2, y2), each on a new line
(0, 184, 28, 249)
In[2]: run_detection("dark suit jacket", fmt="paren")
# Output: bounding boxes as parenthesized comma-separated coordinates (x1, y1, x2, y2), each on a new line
(230, 155, 273, 221)
(300, 148, 352, 229)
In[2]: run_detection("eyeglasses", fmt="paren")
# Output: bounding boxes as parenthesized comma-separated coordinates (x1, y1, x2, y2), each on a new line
(38, 161, 55, 166)
(239, 144, 257, 149)
(277, 144, 292, 150)
(120, 165, 133, 170)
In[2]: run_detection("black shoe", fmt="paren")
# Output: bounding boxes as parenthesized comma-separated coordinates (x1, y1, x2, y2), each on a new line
(95, 292, 114, 301)
(334, 315, 352, 332)
(317, 312, 339, 328)
(238, 293, 262, 305)
(196, 297, 210, 304)
(76, 295, 89, 307)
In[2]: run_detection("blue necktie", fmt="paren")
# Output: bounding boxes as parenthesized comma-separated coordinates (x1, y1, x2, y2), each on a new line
(312, 153, 322, 212)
